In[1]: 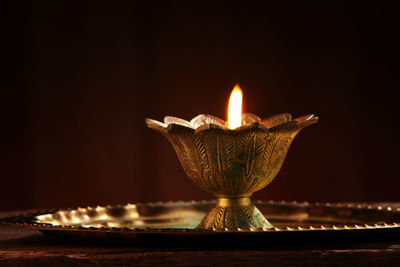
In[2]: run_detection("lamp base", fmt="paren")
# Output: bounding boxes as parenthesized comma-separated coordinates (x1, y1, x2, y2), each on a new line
(196, 198, 273, 230)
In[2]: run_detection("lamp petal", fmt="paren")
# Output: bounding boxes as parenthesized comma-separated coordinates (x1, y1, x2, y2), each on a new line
(261, 113, 292, 128)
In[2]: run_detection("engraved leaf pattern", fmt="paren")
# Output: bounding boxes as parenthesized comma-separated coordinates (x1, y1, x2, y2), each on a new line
(233, 128, 270, 194)
(197, 204, 273, 230)
(146, 114, 317, 197)
(261, 122, 300, 189)
(175, 124, 302, 196)
(192, 133, 219, 193)
(166, 128, 201, 185)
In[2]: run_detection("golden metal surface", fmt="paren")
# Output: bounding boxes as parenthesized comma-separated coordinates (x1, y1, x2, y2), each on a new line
(146, 113, 318, 230)
(1, 201, 400, 245)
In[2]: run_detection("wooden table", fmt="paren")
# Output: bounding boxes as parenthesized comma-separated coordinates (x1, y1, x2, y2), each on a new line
(1, 205, 400, 266)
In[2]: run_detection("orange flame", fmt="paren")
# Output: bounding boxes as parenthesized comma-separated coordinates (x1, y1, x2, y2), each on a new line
(227, 84, 243, 129)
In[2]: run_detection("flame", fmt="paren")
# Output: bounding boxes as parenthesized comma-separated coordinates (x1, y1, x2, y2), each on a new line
(227, 84, 243, 129)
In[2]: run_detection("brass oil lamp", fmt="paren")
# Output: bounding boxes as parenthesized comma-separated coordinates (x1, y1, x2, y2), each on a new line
(146, 85, 318, 230)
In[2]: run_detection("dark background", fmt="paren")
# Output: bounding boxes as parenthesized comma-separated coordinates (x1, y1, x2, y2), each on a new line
(1, 1, 399, 211)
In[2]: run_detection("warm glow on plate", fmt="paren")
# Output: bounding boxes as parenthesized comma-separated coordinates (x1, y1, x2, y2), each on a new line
(228, 84, 243, 129)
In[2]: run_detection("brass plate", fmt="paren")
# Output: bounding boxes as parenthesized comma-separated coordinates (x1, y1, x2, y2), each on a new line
(1, 201, 400, 244)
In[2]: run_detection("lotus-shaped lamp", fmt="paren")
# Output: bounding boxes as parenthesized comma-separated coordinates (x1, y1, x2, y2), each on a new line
(145, 112, 317, 230)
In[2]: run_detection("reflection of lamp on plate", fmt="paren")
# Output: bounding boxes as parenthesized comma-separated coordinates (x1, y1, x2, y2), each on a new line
(146, 84, 318, 230)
